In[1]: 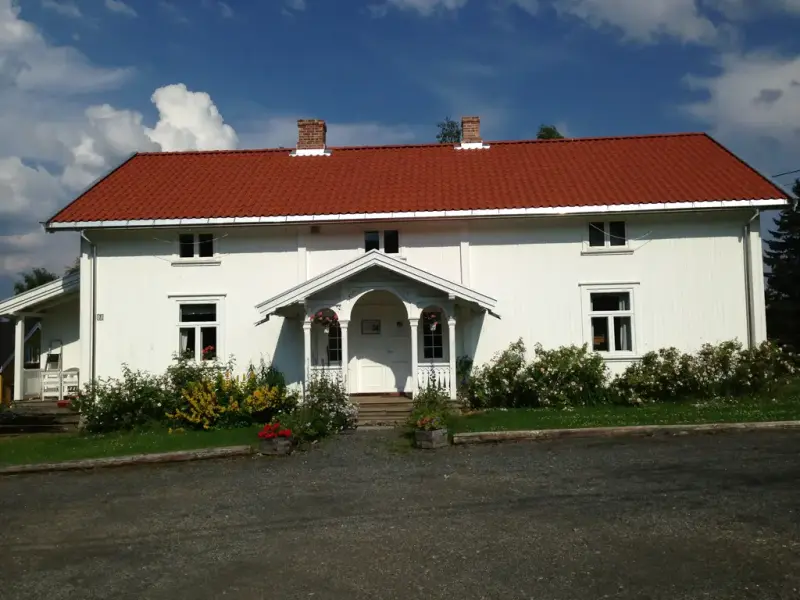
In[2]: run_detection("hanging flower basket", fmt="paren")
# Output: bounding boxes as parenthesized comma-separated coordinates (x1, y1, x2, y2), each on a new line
(310, 311, 338, 334)
(422, 311, 439, 332)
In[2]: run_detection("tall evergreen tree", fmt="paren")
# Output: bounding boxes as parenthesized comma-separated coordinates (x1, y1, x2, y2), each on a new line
(765, 179, 800, 348)
(537, 124, 565, 139)
(436, 117, 461, 144)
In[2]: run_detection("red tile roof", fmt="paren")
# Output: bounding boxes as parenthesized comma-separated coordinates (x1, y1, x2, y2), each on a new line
(47, 133, 788, 224)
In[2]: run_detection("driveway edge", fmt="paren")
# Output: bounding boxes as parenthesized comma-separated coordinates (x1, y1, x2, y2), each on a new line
(451, 420, 800, 445)
(0, 445, 254, 476)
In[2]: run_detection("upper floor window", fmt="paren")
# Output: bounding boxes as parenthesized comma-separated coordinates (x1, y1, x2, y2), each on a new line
(364, 230, 400, 254)
(588, 221, 627, 248)
(179, 233, 215, 258)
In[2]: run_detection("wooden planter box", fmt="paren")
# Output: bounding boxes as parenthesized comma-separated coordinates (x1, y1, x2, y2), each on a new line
(259, 437, 293, 456)
(414, 428, 449, 449)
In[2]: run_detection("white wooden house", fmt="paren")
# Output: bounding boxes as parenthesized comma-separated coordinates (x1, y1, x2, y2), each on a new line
(0, 117, 790, 401)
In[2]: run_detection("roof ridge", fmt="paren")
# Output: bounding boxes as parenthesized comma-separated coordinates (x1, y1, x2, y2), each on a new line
(134, 131, 710, 157)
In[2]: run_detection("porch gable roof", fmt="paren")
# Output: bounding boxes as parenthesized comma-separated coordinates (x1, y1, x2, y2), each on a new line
(255, 250, 496, 318)
(0, 273, 80, 316)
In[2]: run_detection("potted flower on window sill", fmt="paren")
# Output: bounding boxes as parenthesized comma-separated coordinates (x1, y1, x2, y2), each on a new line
(257, 422, 293, 455)
(310, 311, 338, 334)
(414, 413, 449, 449)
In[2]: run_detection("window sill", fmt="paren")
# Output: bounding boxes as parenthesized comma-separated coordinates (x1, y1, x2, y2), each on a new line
(171, 258, 222, 267)
(599, 354, 641, 362)
(581, 247, 634, 256)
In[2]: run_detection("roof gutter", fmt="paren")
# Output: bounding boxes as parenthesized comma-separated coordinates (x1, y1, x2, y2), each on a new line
(743, 210, 760, 349)
(44, 198, 790, 232)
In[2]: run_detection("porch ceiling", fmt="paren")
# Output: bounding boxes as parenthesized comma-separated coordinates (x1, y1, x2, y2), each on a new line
(0, 273, 79, 317)
(255, 250, 497, 320)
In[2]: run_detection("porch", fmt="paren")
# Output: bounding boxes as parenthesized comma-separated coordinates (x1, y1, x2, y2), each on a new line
(256, 250, 497, 400)
(0, 274, 81, 404)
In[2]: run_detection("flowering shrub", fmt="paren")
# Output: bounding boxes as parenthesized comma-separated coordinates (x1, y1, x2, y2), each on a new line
(167, 370, 296, 430)
(72, 366, 174, 433)
(408, 371, 453, 429)
(525, 344, 609, 407)
(257, 422, 292, 439)
(611, 347, 697, 404)
(275, 373, 357, 442)
(466, 340, 533, 409)
(415, 413, 445, 431)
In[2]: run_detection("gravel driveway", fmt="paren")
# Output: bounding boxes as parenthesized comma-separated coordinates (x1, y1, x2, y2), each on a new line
(1, 430, 799, 599)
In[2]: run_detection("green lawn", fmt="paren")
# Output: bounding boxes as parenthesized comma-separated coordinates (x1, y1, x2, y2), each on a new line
(0, 425, 261, 468)
(448, 396, 800, 434)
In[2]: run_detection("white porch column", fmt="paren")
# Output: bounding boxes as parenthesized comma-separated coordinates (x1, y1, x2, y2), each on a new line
(302, 320, 312, 385)
(409, 318, 419, 397)
(339, 320, 349, 393)
(13, 316, 24, 401)
(447, 316, 457, 400)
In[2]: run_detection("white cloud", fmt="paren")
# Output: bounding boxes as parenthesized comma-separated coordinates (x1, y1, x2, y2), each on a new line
(285, 0, 306, 10)
(144, 84, 238, 152)
(218, 1, 234, 17)
(41, 0, 82, 19)
(375, 0, 469, 16)
(104, 0, 137, 18)
(683, 50, 800, 172)
(552, 0, 718, 44)
(0, 1, 239, 292)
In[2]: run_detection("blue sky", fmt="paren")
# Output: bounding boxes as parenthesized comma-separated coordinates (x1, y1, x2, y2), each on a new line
(1, 0, 800, 296)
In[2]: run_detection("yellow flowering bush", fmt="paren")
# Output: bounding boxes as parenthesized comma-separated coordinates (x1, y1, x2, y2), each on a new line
(167, 369, 297, 430)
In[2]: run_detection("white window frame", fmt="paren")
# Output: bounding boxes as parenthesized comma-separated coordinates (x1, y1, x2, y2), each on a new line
(582, 220, 632, 255)
(170, 294, 225, 362)
(327, 321, 342, 364)
(421, 310, 445, 361)
(172, 232, 222, 267)
(580, 283, 639, 359)
(362, 229, 403, 257)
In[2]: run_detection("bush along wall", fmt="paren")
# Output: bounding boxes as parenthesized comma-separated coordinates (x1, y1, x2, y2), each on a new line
(462, 339, 799, 410)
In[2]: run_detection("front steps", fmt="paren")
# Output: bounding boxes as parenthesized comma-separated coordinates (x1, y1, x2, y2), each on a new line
(0, 400, 79, 435)
(354, 395, 413, 426)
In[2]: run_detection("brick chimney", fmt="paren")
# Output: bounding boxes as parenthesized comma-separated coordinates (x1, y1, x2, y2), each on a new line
(297, 119, 327, 150)
(461, 116, 481, 144)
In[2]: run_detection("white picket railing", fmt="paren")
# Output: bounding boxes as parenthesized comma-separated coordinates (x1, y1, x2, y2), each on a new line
(416, 363, 451, 393)
(309, 364, 343, 380)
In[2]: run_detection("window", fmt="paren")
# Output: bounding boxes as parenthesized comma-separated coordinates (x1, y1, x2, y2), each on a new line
(588, 291, 633, 353)
(179, 303, 218, 361)
(364, 230, 400, 254)
(588, 221, 627, 248)
(422, 311, 444, 360)
(178, 233, 215, 259)
(327, 321, 342, 363)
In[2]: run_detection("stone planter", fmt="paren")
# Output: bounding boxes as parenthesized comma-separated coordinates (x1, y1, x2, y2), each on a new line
(414, 428, 449, 449)
(259, 437, 293, 456)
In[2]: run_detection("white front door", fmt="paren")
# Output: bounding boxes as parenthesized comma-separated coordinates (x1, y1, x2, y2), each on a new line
(351, 298, 411, 394)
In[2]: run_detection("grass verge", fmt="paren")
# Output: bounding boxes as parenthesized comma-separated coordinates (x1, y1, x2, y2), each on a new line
(0, 425, 261, 467)
(448, 396, 800, 434)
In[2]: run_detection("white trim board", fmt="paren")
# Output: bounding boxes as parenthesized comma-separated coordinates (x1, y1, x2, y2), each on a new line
(44, 198, 789, 231)
(0, 273, 80, 316)
(254, 250, 497, 318)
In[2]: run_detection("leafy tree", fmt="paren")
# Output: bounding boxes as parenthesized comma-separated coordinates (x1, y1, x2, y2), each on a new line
(13, 267, 58, 295)
(436, 117, 461, 144)
(65, 257, 80, 276)
(765, 179, 800, 348)
(537, 124, 565, 140)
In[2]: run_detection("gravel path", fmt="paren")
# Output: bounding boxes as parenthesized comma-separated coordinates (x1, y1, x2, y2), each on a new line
(1, 430, 799, 599)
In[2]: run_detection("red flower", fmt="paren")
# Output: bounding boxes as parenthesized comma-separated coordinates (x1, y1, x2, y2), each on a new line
(258, 422, 292, 440)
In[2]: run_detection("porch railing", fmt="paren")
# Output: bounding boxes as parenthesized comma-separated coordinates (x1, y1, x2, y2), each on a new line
(309, 364, 343, 380)
(417, 363, 451, 393)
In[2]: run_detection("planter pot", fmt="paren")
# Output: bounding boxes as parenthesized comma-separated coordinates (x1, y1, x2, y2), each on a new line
(259, 437, 293, 456)
(414, 428, 449, 449)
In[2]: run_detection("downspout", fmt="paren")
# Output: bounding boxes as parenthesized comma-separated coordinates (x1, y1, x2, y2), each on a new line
(743, 210, 759, 349)
(80, 231, 97, 388)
